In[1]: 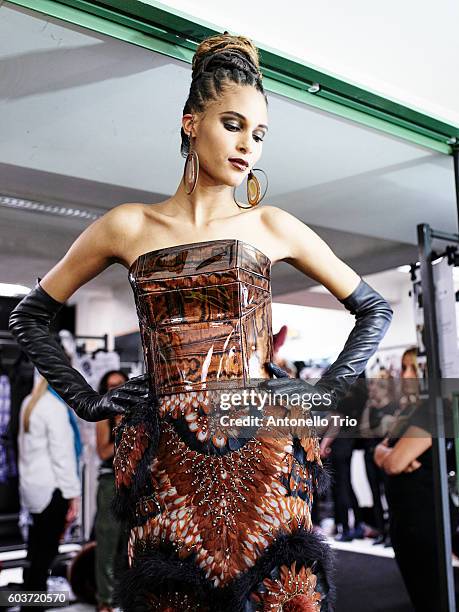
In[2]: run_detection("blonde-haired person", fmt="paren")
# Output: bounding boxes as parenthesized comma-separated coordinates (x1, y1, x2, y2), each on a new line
(10, 32, 392, 610)
(18, 375, 81, 610)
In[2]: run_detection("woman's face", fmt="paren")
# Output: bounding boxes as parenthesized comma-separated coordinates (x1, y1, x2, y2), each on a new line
(106, 372, 127, 391)
(401, 355, 417, 379)
(184, 84, 268, 188)
(401, 353, 419, 397)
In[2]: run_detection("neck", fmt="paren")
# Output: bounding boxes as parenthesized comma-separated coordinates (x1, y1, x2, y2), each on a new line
(170, 178, 240, 227)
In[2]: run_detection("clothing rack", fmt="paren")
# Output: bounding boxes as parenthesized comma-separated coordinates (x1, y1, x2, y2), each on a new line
(417, 223, 459, 612)
(75, 333, 108, 355)
(0, 331, 34, 401)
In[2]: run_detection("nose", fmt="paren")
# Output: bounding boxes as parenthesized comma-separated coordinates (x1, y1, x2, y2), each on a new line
(237, 131, 252, 156)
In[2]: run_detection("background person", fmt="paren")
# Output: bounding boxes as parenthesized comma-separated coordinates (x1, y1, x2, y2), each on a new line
(328, 379, 367, 542)
(374, 348, 442, 611)
(18, 374, 81, 610)
(94, 370, 128, 612)
(360, 371, 397, 545)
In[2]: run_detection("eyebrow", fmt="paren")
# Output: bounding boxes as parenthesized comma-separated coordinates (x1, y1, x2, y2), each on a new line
(219, 111, 268, 131)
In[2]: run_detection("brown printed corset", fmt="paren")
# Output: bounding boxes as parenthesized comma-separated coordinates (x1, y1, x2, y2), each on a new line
(128, 239, 273, 398)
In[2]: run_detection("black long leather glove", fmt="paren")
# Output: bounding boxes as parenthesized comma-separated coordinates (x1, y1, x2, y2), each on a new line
(262, 278, 393, 411)
(9, 282, 150, 422)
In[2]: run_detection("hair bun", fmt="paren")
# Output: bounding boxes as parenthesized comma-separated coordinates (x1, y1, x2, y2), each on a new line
(192, 33, 261, 81)
(180, 32, 267, 158)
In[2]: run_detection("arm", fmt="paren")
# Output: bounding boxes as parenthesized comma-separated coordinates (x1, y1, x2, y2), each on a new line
(65, 498, 80, 527)
(261, 206, 361, 298)
(260, 207, 393, 409)
(9, 204, 150, 421)
(96, 419, 115, 461)
(37, 203, 141, 302)
(319, 426, 340, 458)
(374, 438, 392, 468)
(380, 426, 432, 475)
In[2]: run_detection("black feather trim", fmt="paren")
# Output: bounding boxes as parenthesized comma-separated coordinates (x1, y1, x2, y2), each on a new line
(111, 397, 161, 522)
(114, 528, 335, 611)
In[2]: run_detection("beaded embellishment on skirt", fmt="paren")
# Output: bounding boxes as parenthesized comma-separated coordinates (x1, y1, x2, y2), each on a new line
(113, 240, 335, 610)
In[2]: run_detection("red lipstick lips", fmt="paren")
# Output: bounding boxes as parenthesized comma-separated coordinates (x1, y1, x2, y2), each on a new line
(229, 158, 248, 171)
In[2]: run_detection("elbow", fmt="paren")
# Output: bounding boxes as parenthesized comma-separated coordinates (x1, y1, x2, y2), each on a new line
(381, 300, 394, 325)
(367, 295, 393, 338)
(381, 297, 393, 317)
(8, 294, 36, 342)
(342, 280, 393, 326)
(377, 300, 393, 340)
(369, 293, 393, 326)
(8, 305, 23, 338)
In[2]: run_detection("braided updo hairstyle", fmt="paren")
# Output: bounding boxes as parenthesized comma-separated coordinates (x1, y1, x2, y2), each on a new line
(180, 32, 267, 157)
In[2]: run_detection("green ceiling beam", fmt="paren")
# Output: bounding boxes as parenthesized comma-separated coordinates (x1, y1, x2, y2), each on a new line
(7, 0, 457, 154)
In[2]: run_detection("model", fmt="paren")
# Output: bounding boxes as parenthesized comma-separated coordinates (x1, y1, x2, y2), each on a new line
(9, 33, 393, 611)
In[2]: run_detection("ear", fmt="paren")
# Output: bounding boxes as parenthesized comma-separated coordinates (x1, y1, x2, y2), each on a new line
(182, 114, 196, 138)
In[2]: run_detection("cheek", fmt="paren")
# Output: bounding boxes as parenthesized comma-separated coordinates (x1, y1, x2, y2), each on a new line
(197, 129, 228, 164)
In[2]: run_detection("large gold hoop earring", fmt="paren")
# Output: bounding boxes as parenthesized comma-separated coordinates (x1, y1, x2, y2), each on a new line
(233, 168, 268, 209)
(183, 132, 199, 195)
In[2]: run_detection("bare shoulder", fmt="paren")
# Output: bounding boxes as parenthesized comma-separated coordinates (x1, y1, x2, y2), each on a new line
(99, 202, 159, 265)
(258, 205, 316, 259)
(39, 202, 150, 302)
(259, 204, 307, 231)
(101, 202, 146, 242)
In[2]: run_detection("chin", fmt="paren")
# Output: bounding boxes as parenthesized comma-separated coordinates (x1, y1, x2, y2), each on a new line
(222, 170, 246, 188)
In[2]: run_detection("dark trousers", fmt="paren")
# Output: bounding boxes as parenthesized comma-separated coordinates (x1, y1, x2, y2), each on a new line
(95, 473, 124, 606)
(23, 489, 69, 595)
(389, 505, 439, 612)
(364, 447, 386, 533)
(331, 438, 361, 531)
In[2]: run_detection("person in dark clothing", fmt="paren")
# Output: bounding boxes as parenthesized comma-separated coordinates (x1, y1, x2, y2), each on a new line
(94, 370, 128, 612)
(360, 372, 397, 545)
(330, 437, 364, 541)
(329, 375, 368, 541)
(374, 347, 453, 611)
(375, 406, 435, 611)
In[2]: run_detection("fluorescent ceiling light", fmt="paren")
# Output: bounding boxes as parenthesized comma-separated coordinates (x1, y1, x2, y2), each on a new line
(0, 196, 102, 220)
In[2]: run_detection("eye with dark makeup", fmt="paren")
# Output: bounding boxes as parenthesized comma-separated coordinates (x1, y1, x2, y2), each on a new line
(223, 121, 265, 143)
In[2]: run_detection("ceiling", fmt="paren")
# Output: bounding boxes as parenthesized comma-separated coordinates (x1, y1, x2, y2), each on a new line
(0, 3, 457, 296)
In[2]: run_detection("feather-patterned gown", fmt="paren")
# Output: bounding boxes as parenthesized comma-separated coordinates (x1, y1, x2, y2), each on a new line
(113, 239, 335, 611)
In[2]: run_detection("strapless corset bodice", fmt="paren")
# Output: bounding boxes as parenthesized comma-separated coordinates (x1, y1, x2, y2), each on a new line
(128, 239, 273, 397)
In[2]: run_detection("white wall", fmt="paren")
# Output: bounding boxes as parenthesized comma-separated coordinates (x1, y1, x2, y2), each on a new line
(69, 282, 138, 349)
(155, 0, 459, 126)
